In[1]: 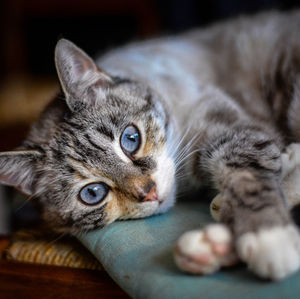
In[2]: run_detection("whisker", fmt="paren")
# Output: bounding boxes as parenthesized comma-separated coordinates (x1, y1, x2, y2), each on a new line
(174, 133, 200, 164)
(176, 149, 200, 171)
(167, 123, 194, 159)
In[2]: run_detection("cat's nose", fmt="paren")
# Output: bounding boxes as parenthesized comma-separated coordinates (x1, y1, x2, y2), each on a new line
(142, 183, 158, 202)
(136, 181, 158, 202)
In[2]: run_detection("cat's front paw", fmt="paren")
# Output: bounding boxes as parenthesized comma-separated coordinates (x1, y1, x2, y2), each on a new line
(282, 143, 300, 176)
(174, 224, 238, 274)
(237, 225, 300, 280)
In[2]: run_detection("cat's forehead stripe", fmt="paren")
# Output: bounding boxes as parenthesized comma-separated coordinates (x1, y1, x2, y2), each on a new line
(66, 156, 91, 177)
(64, 119, 85, 131)
(84, 133, 107, 153)
(66, 154, 116, 183)
(95, 125, 114, 141)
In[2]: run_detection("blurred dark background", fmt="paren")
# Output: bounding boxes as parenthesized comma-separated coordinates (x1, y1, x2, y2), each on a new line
(0, 0, 299, 151)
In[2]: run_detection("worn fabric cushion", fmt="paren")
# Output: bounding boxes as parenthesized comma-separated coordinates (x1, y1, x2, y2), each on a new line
(78, 201, 300, 299)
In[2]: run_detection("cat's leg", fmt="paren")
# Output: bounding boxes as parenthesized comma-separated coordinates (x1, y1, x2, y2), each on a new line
(175, 94, 300, 279)
(204, 136, 300, 279)
(281, 143, 300, 208)
(215, 170, 300, 280)
(210, 142, 300, 218)
(176, 125, 300, 277)
(178, 144, 300, 275)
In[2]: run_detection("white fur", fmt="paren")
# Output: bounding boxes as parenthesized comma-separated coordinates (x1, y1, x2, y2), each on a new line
(280, 143, 300, 207)
(281, 143, 300, 177)
(237, 225, 300, 280)
(152, 148, 176, 214)
(177, 230, 208, 256)
(174, 224, 236, 274)
(205, 223, 231, 244)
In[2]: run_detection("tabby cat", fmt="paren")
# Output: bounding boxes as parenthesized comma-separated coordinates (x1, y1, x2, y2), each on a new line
(1, 10, 300, 281)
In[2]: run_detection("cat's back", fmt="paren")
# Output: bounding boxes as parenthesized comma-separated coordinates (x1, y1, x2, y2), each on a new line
(185, 10, 300, 89)
(183, 10, 300, 122)
(98, 10, 300, 104)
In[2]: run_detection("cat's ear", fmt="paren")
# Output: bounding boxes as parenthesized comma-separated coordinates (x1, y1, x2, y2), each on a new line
(0, 150, 43, 195)
(54, 39, 113, 110)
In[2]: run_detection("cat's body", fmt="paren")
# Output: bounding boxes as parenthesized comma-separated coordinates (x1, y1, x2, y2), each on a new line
(1, 10, 300, 280)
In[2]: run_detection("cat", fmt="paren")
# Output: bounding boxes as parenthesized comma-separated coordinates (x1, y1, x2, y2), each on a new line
(1, 10, 300, 281)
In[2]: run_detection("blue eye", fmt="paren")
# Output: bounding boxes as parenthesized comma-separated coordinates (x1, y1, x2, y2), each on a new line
(120, 125, 141, 154)
(79, 183, 109, 205)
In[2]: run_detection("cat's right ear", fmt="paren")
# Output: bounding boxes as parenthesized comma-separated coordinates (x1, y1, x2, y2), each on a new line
(0, 150, 43, 196)
(54, 39, 113, 110)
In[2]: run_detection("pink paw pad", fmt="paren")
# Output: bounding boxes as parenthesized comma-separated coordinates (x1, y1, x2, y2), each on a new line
(174, 224, 238, 275)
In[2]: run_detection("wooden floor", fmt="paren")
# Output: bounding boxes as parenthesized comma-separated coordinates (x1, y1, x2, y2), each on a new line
(0, 260, 129, 298)
(0, 237, 129, 299)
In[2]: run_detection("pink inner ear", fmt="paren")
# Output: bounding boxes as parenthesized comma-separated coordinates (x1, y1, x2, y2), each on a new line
(0, 173, 16, 186)
(75, 56, 96, 74)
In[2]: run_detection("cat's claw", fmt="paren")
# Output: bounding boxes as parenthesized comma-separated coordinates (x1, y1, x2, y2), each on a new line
(210, 194, 222, 222)
(237, 225, 300, 280)
(174, 224, 238, 274)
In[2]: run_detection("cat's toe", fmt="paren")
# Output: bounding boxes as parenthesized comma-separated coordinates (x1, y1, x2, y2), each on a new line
(281, 143, 300, 177)
(174, 224, 238, 274)
(237, 225, 300, 280)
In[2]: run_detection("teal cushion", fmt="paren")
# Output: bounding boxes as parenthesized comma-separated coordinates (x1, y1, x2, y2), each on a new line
(78, 201, 300, 299)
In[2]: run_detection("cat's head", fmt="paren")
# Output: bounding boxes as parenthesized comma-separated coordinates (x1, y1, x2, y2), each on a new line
(0, 39, 177, 232)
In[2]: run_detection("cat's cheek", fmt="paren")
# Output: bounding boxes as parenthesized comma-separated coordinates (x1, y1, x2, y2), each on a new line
(155, 183, 176, 214)
(108, 192, 156, 220)
(104, 195, 123, 224)
(117, 195, 159, 219)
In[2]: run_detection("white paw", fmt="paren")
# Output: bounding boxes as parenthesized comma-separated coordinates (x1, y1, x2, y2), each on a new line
(281, 143, 300, 177)
(237, 225, 300, 280)
(174, 224, 238, 275)
(281, 143, 300, 207)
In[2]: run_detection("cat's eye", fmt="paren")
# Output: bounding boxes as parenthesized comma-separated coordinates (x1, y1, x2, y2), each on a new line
(79, 183, 109, 205)
(120, 125, 141, 155)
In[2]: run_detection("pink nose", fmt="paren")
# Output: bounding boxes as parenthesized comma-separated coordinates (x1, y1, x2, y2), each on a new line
(142, 184, 158, 202)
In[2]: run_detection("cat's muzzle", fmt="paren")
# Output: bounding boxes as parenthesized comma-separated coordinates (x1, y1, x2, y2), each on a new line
(136, 181, 158, 202)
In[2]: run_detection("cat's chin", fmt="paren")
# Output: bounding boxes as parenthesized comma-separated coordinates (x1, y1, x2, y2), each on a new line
(154, 184, 177, 215)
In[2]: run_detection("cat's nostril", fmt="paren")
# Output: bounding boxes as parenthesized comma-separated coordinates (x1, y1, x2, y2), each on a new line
(145, 181, 155, 194)
(142, 183, 158, 202)
(134, 180, 158, 202)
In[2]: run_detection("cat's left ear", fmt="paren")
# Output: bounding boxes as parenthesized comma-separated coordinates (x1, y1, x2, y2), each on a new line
(54, 39, 113, 110)
(0, 150, 43, 195)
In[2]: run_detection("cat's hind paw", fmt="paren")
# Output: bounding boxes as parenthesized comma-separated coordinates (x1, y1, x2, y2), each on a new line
(237, 225, 300, 280)
(174, 224, 238, 275)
